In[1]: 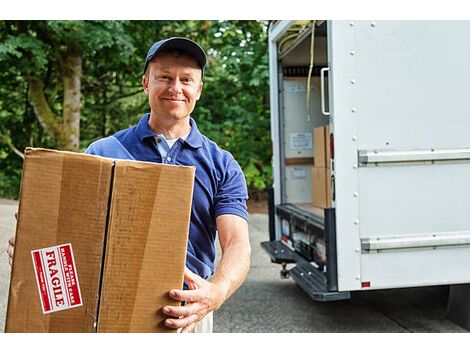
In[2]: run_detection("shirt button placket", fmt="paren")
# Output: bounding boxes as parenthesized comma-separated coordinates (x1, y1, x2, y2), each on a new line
(167, 141, 183, 164)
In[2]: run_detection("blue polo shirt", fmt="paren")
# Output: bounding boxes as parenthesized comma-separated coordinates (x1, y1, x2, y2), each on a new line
(85, 114, 248, 280)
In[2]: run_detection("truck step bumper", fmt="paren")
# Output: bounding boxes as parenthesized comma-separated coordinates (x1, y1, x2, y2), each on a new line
(261, 240, 350, 301)
(290, 262, 350, 301)
(261, 240, 297, 263)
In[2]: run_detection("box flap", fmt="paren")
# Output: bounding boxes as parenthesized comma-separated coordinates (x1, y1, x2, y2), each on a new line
(97, 160, 195, 332)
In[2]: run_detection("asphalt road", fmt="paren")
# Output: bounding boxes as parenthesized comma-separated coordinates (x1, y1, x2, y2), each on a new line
(0, 200, 466, 333)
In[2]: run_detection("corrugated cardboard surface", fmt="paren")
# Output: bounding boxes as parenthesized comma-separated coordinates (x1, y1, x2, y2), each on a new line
(313, 126, 326, 168)
(97, 160, 194, 332)
(312, 167, 331, 208)
(313, 125, 331, 168)
(6, 148, 195, 333)
(5, 148, 112, 332)
(325, 125, 331, 168)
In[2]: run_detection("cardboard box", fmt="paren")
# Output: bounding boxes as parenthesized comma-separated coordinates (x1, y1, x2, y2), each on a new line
(325, 125, 331, 167)
(313, 125, 330, 168)
(311, 166, 332, 208)
(5, 148, 195, 332)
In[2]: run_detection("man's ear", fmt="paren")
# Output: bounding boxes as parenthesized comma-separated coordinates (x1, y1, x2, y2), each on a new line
(142, 74, 149, 95)
(196, 81, 203, 101)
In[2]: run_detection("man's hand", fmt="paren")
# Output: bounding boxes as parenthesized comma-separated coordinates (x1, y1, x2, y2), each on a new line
(162, 267, 226, 333)
(7, 235, 15, 266)
(6, 212, 17, 266)
(162, 214, 250, 333)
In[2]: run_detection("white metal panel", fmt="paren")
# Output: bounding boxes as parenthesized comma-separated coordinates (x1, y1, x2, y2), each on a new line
(354, 21, 470, 150)
(353, 21, 470, 289)
(359, 163, 470, 238)
(328, 21, 362, 291)
(360, 247, 470, 289)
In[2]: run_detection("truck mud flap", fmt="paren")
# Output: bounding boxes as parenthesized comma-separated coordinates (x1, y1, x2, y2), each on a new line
(261, 240, 350, 301)
(446, 284, 470, 331)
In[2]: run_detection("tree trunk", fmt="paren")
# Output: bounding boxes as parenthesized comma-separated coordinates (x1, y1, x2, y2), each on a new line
(28, 77, 67, 145)
(63, 51, 82, 151)
(27, 50, 82, 151)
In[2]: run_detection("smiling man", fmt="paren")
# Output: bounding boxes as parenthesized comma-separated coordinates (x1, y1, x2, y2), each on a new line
(85, 37, 251, 332)
(6, 37, 251, 333)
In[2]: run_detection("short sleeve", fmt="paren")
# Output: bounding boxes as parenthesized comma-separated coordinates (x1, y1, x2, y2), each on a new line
(213, 158, 249, 221)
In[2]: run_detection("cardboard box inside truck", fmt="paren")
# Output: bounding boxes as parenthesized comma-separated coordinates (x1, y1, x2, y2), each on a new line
(5, 148, 195, 332)
(313, 125, 330, 168)
(312, 125, 331, 208)
(311, 166, 331, 208)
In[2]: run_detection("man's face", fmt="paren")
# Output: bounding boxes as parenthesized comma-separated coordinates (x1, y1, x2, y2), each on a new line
(142, 53, 203, 122)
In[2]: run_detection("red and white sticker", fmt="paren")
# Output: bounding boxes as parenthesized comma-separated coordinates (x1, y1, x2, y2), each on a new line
(31, 243, 83, 314)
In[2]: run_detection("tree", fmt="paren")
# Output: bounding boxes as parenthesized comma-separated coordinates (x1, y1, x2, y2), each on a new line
(192, 20, 272, 195)
(0, 20, 271, 199)
(0, 21, 135, 151)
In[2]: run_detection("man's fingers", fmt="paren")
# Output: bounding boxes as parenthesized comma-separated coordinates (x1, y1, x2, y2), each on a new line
(184, 266, 203, 286)
(7, 246, 13, 259)
(8, 236, 15, 246)
(186, 279, 197, 290)
(14, 212, 18, 220)
(169, 288, 201, 302)
(181, 322, 196, 333)
(162, 302, 203, 318)
(165, 314, 200, 330)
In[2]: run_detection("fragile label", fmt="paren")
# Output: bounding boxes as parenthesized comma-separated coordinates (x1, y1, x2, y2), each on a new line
(31, 243, 83, 314)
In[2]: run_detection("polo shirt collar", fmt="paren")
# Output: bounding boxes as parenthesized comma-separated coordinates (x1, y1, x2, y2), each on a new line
(136, 113, 202, 148)
(136, 113, 157, 141)
(185, 117, 203, 149)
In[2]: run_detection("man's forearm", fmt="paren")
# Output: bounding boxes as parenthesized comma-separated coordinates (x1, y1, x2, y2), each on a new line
(210, 238, 251, 307)
(210, 214, 251, 309)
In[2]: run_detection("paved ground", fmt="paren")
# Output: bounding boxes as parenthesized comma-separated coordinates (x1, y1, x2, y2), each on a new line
(0, 200, 466, 332)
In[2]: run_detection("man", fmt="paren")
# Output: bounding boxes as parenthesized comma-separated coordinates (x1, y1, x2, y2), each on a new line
(7, 37, 251, 333)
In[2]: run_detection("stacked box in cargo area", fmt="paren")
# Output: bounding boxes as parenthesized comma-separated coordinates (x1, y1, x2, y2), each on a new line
(5, 148, 195, 332)
(312, 125, 331, 208)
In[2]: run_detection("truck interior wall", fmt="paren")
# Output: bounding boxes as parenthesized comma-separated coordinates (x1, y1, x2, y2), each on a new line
(280, 31, 330, 206)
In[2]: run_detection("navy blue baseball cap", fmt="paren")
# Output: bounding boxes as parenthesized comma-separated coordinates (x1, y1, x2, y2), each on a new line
(143, 37, 207, 75)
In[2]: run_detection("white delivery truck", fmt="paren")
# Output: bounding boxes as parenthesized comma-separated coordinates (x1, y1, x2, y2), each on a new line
(262, 20, 470, 303)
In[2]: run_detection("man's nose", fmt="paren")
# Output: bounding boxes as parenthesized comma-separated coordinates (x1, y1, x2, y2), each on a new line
(168, 80, 183, 94)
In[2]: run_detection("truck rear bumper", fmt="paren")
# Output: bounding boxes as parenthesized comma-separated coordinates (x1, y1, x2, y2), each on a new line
(261, 240, 350, 301)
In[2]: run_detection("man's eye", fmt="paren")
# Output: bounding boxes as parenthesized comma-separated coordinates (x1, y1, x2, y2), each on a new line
(159, 76, 170, 80)
(182, 78, 193, 83)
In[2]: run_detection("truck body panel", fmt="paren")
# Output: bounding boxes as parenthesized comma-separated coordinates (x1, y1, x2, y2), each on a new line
(266, 20, 470, 296)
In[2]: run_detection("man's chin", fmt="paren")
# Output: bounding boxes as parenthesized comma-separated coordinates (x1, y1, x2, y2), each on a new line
(163, 113, 191, 121)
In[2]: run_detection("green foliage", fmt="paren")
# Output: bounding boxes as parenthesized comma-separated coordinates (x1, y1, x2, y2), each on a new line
(0, 20, 272, 200)
(191, 21, 272, 196)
